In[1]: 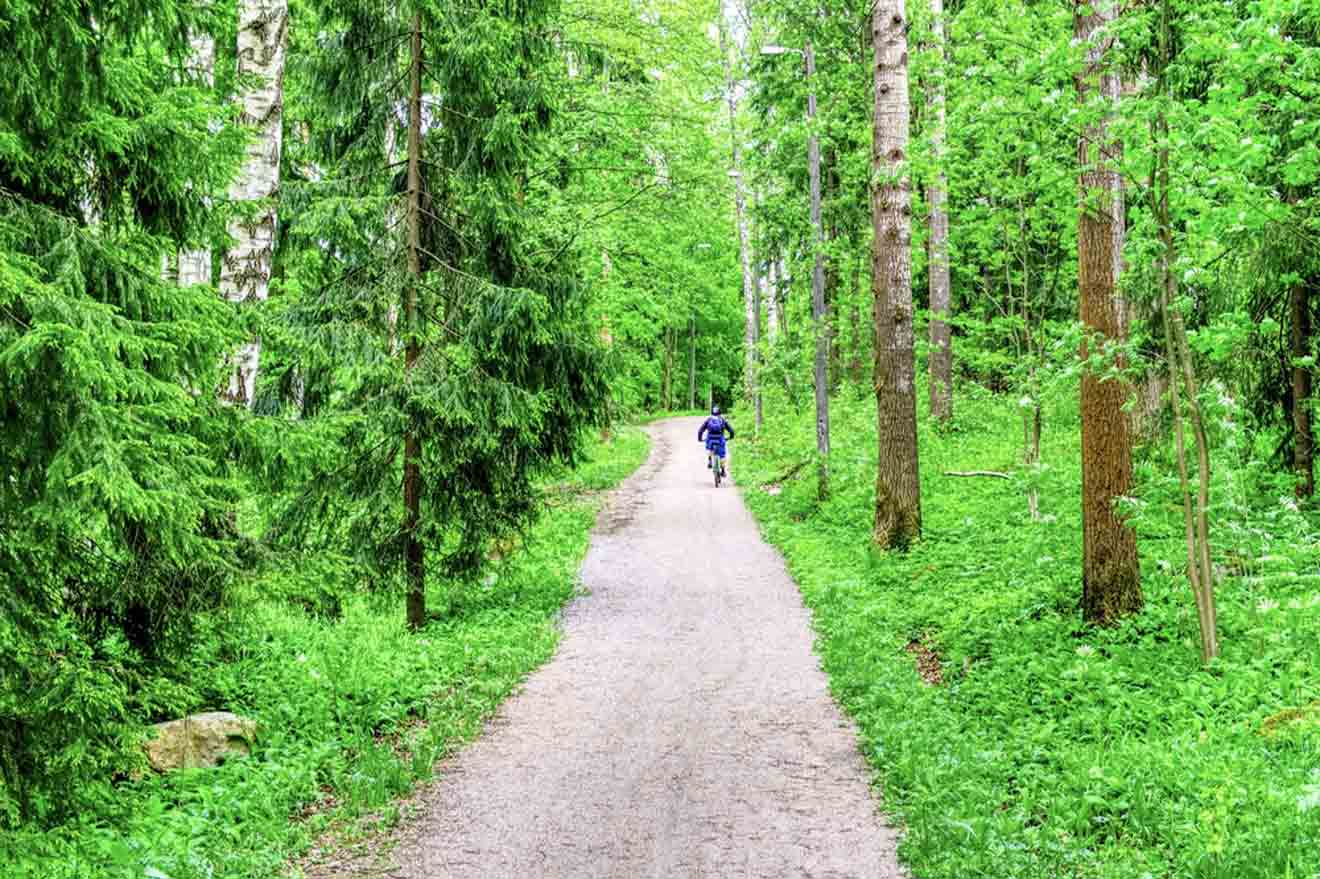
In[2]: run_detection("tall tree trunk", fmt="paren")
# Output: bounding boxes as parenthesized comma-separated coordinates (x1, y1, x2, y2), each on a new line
(807, 40, 830, 501)
(777, 257, 789, 337)
(220, 0, 288, 406)
(663, 326, 675, 411)
(848, 245, 865, 384)
(403, 14, 426, 630)
(718, 15, 759, 428)
(825, 154, 842, 393)
(179, 27, 216, 288)
(1076, 0, 1141, 624)
(1292, 283, 1314, 498)
(927, 0, 952, 423)
(766, 259, 778, 341)
(872, 1, 922, 548)
(688, 315, 697, 410)
(1155, 0, 1216, 659)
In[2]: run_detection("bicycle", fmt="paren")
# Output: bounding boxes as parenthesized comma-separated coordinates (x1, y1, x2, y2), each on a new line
(705, 436, 729, 487)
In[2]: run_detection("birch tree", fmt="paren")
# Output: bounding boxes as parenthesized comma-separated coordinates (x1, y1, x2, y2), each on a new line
(220, 0, 289, 406)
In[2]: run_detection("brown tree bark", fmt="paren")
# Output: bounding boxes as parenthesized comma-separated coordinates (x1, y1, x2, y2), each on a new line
(1076, 0, 1141, 624)
(404, 14, 426, 630)
(872, 0, 922, 548)
(926, 0, 953, 423)
(1292, 283, 1313, 498)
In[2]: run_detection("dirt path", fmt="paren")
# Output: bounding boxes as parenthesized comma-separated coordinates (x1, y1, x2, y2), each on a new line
(316, 417, 902, 878)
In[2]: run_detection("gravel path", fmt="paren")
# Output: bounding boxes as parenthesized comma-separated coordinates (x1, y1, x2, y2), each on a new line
(316, 417, 902, 879)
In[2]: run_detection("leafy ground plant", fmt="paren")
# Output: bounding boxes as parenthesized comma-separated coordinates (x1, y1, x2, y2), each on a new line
(739, 385, 1320, 879)
(0, 428, 650, 879)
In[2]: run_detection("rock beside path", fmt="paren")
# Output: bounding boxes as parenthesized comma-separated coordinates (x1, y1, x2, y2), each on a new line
(145, 711, 257, 771)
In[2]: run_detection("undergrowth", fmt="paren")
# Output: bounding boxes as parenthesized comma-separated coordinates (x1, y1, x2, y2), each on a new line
(740, 385, 1320, 879)
(0, 427, 650, 879)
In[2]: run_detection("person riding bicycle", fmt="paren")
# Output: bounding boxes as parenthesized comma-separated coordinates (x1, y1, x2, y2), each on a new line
(698, 406, 735, 473)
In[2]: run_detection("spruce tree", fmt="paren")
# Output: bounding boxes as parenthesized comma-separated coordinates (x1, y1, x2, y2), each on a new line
(270, 0, 609, 627)
(0, 0, 245, 822)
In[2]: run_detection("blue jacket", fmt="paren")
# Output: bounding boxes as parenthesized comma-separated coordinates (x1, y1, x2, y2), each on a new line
(698, 415, 735, 444)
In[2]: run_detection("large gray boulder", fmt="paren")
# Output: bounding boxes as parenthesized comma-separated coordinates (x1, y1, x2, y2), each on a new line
(144, 711, 257, 772)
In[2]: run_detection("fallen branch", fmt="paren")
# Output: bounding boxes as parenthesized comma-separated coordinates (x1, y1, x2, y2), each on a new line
(943, 470, 1011, 480)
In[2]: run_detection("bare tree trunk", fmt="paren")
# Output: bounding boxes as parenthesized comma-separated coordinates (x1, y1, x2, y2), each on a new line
(718, 15, 759, 428)
(926, 0, 952, 423)
(1292, 283, 1314, 498)
(1024, 400, 1042, 520)
(872, 1, 922, 548)
(807, 41, 830, 501)
(1155, 0, 1216, 657)
(1076, 0, 1141, 624)
(663, 327, 675, 411)
(765, 260, 779, 341)
(688, 315, 697, 410)
(825, 156, 842, 394)
(848, 245, 864, 384)
(770, 254, 781, 336)
(404, 14, 426, 630)
(220, 0, 288, 406)
(179, 27, 216, 288)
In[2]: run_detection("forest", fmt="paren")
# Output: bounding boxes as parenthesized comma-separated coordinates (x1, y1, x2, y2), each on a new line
(1, 0, 1318, 877)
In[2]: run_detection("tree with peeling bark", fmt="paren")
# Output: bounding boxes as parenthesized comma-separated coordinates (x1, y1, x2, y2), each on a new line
(220, 0, 288, 406)
(871, 0, 922, 549)
(1075, 0, 1141, 624)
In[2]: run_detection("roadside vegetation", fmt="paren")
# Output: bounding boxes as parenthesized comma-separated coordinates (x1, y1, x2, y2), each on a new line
(1, 429, 650, 879)
(739, 384, 1320, 879)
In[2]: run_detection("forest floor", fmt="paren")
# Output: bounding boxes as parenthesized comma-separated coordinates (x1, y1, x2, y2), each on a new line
(301, 417, 902, 879)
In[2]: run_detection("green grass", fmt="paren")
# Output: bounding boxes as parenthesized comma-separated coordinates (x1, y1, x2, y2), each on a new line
(739, 384, 1320, 879)
(0, 427, 651, 879)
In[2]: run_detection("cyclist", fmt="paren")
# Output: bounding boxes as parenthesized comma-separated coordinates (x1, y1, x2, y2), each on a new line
(698, 406, 735, 475)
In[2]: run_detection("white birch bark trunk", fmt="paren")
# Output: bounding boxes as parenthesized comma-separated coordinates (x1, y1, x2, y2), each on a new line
(180, 29, 216, 288)
(220, 0, 288, 406)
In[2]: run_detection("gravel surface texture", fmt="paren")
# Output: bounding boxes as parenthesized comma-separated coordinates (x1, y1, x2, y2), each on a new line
(312, 417, 903, 879)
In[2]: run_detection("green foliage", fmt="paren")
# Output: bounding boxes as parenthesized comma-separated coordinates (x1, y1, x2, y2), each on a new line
(740, 384, 1320, 879)
(0, 0, 245, 826)
(263, 0, 626, 598)
(559, 0, 745, 413)
(0, 428, 649, 878)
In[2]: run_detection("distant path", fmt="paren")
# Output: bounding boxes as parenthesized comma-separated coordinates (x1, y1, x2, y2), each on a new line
(319, 417, 902, 879)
